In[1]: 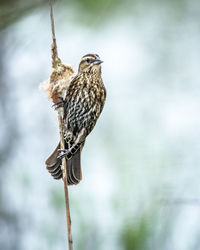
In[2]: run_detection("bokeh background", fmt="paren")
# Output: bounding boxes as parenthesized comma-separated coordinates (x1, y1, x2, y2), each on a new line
(1, 0, 200, 250)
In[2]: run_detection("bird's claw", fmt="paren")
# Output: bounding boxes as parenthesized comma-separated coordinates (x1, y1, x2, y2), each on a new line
(57, 149, 72, 160)
(57, 153, 66, 159)
(57, 149, 67, 152)
(52, 100, 65, 110)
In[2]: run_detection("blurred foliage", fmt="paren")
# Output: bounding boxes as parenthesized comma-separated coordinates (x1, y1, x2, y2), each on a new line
(0, 0, 47, 29)
(1, 0, 200, 30)
(50, 187, 65, 211)
(119, 207, 175, 250)
(0, 32, 21, 250)
(120, 218, 151, 250)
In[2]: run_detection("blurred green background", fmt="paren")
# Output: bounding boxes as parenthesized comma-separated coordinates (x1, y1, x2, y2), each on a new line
(0, 0, 200, 250)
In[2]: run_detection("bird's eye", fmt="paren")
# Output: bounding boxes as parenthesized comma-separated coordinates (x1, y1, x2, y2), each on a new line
(86, 58, 90, 63)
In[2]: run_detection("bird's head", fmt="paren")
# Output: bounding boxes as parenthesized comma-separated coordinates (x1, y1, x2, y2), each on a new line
(78, 54, 103, 74)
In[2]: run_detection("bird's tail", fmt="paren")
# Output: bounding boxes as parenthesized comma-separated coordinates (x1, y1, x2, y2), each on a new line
(45, 142, 82, 185)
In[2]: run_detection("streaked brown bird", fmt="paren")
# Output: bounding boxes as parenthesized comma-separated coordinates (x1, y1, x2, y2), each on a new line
(45, 54, 106, 185)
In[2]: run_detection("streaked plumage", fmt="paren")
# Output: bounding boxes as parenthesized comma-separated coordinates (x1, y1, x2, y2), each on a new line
(46, 54, 106, 185)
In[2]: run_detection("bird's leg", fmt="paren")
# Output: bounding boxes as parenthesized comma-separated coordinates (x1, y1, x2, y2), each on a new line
(52, 98, 65, 110)
(57, 128, 86, 160)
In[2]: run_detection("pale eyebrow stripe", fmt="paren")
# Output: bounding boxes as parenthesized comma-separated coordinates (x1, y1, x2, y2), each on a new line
(82, 54, 99, 59)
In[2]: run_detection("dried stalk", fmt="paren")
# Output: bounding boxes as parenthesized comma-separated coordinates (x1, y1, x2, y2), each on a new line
(48, 0, 73, 249)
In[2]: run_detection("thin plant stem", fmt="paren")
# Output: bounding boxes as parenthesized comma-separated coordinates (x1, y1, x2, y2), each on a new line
(48, 1, 73, 249)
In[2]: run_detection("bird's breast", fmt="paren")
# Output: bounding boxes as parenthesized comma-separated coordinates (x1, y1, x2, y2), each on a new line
(65, 74, 106, 136)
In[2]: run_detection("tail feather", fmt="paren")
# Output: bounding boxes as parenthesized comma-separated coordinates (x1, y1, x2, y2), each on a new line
(71, 148, 82, 181)
(67, 149, 82, 185)
(45, 143, 82, 185)
(46, 160, 61, 173)
(67, 160, 77, 185)
(50, 162, 63, 179)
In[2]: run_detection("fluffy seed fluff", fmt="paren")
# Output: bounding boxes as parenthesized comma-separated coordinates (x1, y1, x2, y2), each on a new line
(40, 63, 75, 103)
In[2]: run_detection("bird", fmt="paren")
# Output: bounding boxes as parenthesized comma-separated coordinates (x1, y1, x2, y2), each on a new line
(45, 54, 106, 185)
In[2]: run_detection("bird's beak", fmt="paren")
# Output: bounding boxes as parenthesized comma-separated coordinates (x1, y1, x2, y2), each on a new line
(92, 59, 103, 65)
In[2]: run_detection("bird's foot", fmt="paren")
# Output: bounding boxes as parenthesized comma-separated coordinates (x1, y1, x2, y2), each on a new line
(57, 149, 72, 160)
(52, 100, 65, 110)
